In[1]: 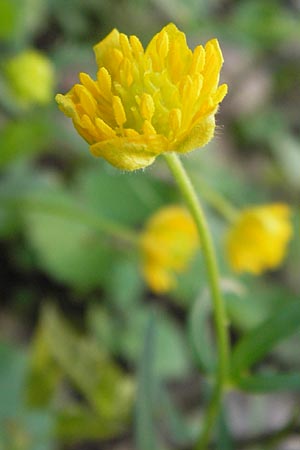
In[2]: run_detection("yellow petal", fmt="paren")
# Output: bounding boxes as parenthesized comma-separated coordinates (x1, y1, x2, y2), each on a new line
(140, 93, 155, 121)
(172, 116, 215, 153)
(225, 204, 292, 274)
(90, 134, 168, 171)
(143, 263, 174, 294)
(140, 205, 199, 293)
(112, 95, 127, 127)
(93, 28, 120, 67)
(56, 24, 227, 171)
(55, 93, 77, 119)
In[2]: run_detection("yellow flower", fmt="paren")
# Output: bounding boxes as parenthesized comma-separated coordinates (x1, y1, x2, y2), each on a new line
(225, 204, 292, 274)
(140, 205, 199, 293)
(56, 23, 227, 171)
(6, 49, 55, 106)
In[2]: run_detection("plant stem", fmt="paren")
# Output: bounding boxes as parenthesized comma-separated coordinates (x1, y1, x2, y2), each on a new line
(163, 153, 230, 450)
(0, 193, 137, 246)
(195, 177, 238, 224)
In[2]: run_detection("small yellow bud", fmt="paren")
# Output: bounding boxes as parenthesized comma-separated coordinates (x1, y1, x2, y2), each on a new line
(6, 49, 55, 107)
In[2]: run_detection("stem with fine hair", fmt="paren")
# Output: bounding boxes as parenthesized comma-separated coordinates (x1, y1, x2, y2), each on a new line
(163, 153, 230, 450)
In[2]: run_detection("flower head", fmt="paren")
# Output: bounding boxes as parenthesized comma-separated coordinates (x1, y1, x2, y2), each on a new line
(225, 204, 292, 274)
(56, 24, 227, 171)
(140, 205, 199, 293)
(6, 49, 55, 107)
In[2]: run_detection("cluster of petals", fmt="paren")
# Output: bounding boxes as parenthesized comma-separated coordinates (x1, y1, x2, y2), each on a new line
(225, 204, 292, 274)
(56, 23, 227, 171)
(140, 205, 199, 293)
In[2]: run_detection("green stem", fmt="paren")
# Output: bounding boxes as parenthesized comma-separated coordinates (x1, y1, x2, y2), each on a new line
(195, 177, 238, 224)
(0, 193, 137, 246)
(163, 153, 230, 450)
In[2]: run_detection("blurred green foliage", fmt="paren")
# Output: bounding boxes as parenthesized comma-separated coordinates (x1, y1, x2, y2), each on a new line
(1, 0, 300, 449)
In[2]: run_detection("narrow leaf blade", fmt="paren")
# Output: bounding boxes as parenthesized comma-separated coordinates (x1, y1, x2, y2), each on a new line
(235, 372, 300, 393)
(231, 301, 300, 376)
(135, 314, 162, 450)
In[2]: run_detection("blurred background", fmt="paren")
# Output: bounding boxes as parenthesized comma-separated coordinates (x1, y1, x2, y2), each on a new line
(1, 0, 300, 449)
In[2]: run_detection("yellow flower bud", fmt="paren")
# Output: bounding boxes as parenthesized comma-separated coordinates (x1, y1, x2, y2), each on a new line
(56, 23, 227, 171)
(140, 205, 199, 293)
(225, 204, 292, 274)
(6, 49, 55, 107)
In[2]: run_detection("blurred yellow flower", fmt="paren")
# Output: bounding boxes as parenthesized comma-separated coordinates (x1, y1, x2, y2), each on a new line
(56, 23, 227, 171)
(140, 205, 199, 293)
(225, 204, 292, 274)
(6, 49, 55, 107)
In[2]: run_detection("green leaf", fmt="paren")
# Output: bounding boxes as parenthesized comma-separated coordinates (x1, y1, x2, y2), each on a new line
(18, 411, 54, 450)
(20, 0, 49, 42)
(0, 342, 55, 450)
(231, 301, 300, 376)
(26, 324, 62, 408)
(0, 115, 51, 167)
(0, 0, 18, 39)
(156, 385, 197, 446)
(216, 407, 234, 450)
(235, 372, 300, 393)
(0, 175, 140, 290)
(56, 405, 123, 442)
(173, 253, 205, 305)
(154, 314, 191, 379)
(21, 191, 116, 290)
(270, 132, 300, 191)
(76, 166, 174, 226)
(120, 306, 191, 379)
(135, 314, 162, 450)
(0, 342, 27, 418)
(87, 305, 118, 354)
(187, 290, 216, 374)
(104, 255, 144, 310)
(225, 279, 290, 332)
(219, 0, 300, 49)
(40, 304, 134, 426)
(0, 163, 54, 237)
(0, 0, 49, 44)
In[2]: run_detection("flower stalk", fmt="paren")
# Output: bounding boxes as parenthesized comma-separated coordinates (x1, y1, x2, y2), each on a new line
(0, 193, 137, 246)
(194, 176, 238, 224)
(163, 152, 230, 449)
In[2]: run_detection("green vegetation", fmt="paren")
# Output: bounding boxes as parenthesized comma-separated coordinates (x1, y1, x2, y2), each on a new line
(1, 1, 300, 449)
